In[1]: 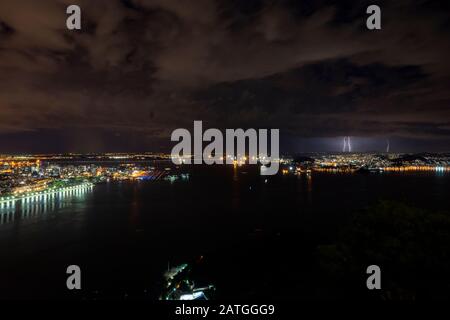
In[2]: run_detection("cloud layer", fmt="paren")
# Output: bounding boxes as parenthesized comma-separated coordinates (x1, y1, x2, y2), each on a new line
(0, 0, 449, 152)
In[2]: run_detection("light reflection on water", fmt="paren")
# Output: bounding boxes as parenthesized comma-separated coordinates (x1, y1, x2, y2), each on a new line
(0, 187, 93, 225)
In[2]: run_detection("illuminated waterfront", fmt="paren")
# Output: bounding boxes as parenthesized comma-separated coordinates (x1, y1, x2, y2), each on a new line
(0, 183, 93, 225)
(0, 182, 94, 208)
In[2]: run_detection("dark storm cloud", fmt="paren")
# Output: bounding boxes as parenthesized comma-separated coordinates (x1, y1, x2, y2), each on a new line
(0, 0, 449, 152)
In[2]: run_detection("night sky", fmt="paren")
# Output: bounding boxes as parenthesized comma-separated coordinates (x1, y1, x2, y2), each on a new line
(0, 0, 449, 153)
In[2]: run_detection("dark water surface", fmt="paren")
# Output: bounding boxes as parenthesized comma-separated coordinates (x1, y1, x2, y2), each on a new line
(0, 166, 449, 299)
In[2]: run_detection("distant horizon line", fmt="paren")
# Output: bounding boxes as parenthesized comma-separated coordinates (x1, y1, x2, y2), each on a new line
(1, 151, 450, 157)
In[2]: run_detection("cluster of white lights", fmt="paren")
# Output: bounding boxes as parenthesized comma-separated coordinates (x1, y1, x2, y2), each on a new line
(0, 183, 93, 206)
